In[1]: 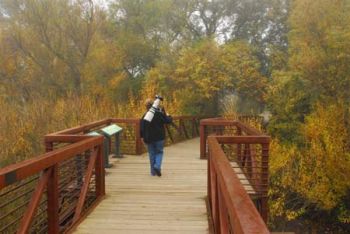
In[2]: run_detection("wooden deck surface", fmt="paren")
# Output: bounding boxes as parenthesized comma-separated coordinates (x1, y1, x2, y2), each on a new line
(74, 138, 209, 234)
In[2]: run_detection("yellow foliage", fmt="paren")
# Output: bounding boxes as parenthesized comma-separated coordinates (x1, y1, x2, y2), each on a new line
(0, 95, 122, 167)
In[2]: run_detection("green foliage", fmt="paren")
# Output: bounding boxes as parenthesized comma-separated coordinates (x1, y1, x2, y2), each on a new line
(269, 102, 350, 231)
(267, 72, 311, 144)
(221, 41, 267, 103)
(267, 0, 350, 231)
(289, 0, 350, 100)
(142, 39, 267, 115)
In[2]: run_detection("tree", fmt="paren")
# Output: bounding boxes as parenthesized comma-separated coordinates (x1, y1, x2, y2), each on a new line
(0, 0, 102, 96)
(289, 0, 350, 101)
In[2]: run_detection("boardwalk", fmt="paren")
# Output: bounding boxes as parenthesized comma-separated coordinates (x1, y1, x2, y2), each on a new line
(74, 138, 209, 234)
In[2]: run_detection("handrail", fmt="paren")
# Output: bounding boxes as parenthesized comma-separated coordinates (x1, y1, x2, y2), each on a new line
(207, 136, 269, 233)
(0, 136, 105, 233)
(0, 137, 103, 189)
(200, 118, 267, 159)
(0, 115, 205, 233)
(46, 116, 203, 155)
(202, 117, 270, 232)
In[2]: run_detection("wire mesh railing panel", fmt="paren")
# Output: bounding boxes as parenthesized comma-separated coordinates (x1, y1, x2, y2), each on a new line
(220, 143, 267, 198)
(117, 123, 138, 155)
(29, 193, 48, 234)
(203, 125, 238, 158)
(207, 137, 270, 233)
(0, 174, 43, 234)
(57, 150, 97, 232)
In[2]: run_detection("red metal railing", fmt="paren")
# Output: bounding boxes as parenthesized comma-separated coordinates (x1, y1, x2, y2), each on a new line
(0, 136, 104, 233)
(0, 116, 203, 233)
(45, 117, 202, 155)
(207, 136, 269, 233)
(202, 117, 270, 233)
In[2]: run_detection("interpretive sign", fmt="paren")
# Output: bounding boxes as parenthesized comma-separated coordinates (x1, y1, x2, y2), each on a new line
(101, 124, 122, 136)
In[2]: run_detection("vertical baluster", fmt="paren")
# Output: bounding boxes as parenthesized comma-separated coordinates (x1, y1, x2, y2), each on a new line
(218, 180, 228, 233)
(135, 121, 142, 155)
(45, 142, 59, 234)
(236, 127, 242, 163)
(47, 165, 59, 234)
(260, 143, 269, 223)
(95, 145, 105, 197)
(200, 123, 206, 159)
(246, 144, 253, 179)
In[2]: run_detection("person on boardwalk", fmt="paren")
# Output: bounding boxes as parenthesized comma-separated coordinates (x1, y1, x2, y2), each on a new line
(140, 97, 172, 177)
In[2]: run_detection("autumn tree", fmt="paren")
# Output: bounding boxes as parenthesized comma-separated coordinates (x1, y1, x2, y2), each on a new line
(0, 0, 104, 96)
(268, 0, 350, 231)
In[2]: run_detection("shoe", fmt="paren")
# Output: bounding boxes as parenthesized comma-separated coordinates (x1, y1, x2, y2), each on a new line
(154, 168, 161, 177)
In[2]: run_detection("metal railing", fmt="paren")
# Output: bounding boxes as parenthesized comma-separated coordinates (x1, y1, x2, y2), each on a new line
(207, 136, 269, 233)
(0, 116, 203, 233)
(0, 137, 104, 233)
(45, 117, 202, 155)
(202, 117, 270, 233)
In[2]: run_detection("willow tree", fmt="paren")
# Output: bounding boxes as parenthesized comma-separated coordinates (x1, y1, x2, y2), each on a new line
(0, 0, 102, 96)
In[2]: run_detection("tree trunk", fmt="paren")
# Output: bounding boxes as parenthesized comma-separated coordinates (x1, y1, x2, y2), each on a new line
(72, 68, 82, 96)
(311, 222, 318, 234)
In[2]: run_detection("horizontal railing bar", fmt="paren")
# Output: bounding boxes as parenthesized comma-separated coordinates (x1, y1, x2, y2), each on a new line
(49, 119, 111, 135)
(235, 121, 263, 136)
(230, 160, 269, 164)
(110, 118, 140, 124)
(59, 181, 83, 194)
(45, 135, 96, 144)
(0, 214, 22, 232)
(0, 187, 35, 209)
(0, 199, 29, 220)
(0, 137, 103, 189)
(208, 136, 269, 233)
(201, 120, 238, 126)
(0, 175, 38, 197)
(216, 136, 270, 144)
(37, 224, 48, 234)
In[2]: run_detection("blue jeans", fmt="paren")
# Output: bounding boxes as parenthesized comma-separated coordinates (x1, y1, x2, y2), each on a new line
(146, 140, 164, 176)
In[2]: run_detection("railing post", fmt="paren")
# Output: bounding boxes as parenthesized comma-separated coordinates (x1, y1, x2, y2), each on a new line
(45, 141, 54, 152)
(243, 144, 249, 168)
(213, 175, 221, 234)
(180, 119, 189, 139)
(261, 143, 269, 223)
(95, 145, 105, 197)
(45, 142, 59, 234)
(236, 127, 242, 163)
(47, 165, 59, 234)
(218, 183, 228, 233)
(200, 122, 206, 159)
(192, 118, 196, 137)
(207, 149, 212, 209)
(135, 121, 142, 155)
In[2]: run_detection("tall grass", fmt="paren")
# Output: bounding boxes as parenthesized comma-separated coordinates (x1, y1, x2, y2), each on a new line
(0, 95, 121, 167)
(0, 93, 183, 168)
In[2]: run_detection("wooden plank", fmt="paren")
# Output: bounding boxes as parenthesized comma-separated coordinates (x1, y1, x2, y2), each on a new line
(74, 138, 209, 233)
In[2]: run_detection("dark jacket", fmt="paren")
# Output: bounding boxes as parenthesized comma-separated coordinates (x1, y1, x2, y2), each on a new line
(140, 109, 172, 144)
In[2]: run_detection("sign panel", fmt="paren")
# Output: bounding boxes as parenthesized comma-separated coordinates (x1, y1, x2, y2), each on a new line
(101, 124, 122, 136)
(87, 131, 101, 136)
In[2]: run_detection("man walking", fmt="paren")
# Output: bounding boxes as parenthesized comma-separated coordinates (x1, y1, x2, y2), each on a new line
(140, 98, 172, 177)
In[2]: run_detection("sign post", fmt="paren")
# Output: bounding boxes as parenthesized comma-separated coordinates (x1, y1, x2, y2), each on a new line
(101, 124, 123, 158)
(87, 131, 112, 168)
